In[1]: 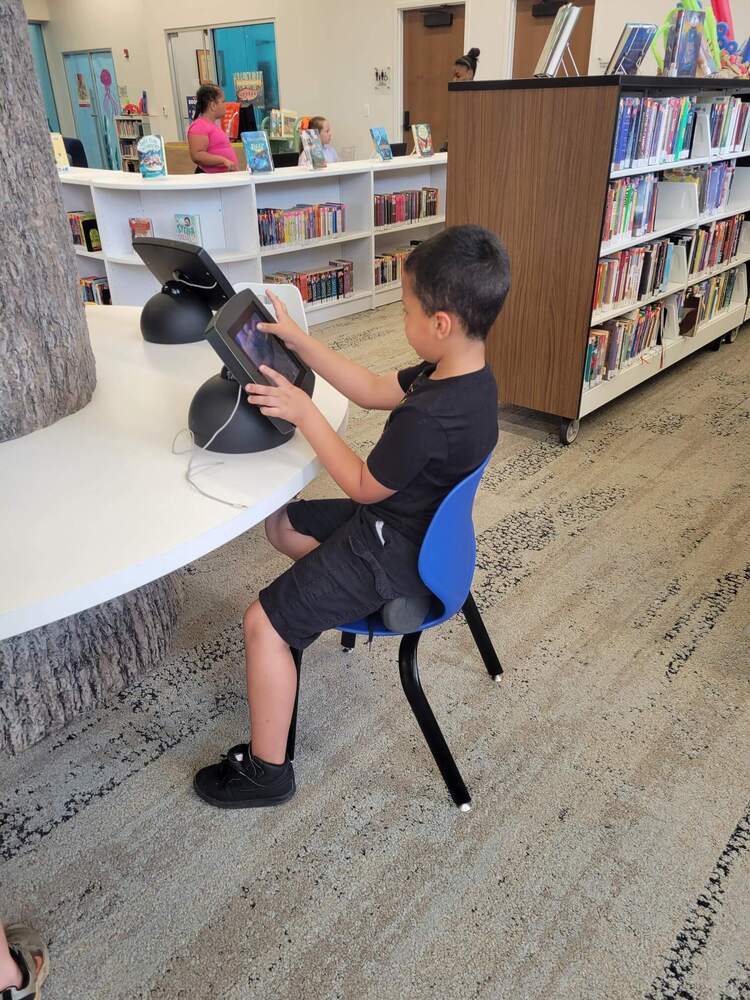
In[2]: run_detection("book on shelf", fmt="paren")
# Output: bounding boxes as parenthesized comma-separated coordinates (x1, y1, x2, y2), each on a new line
(370, 127, 393, 160)
(605, 23, 657, 75)
(257, 203, 346, 246)
(128, 217, 153, 238)
(67, 211, 101, 252)
(411, 123, 433, 157)
(373, 187, 439, 227)
(221, 102, 240, 139)
(266, 259, 354, 304)
(80, 276, 110, 305)
(300, 129, 326, 169)
(593, 238, 674, 315)
(685, 266, 741, 331)
(136, 134, 167, 177)
(174, 213, 202, 244)
(602, 173, 658, 244)
(675, 212, 745, 276)
(663, 160, 735, 215)
(699, 96, 750, 154)
(663, 9, 704, 78)
(116, 117, 145, 138)
(374, 244, 421, 286)
(611, 95, 697, 172)
(241, 130, 274, 173)
(269, 109, 282, 138)
(586, 302, 665, 387)
(50, 132, 69, 170)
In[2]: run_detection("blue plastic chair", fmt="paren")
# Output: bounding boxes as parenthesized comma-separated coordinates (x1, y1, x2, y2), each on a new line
(287, 455, 502, 810)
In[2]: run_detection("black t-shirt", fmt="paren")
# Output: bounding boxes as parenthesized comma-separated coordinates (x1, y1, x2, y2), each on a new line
(366, 362, 498, 545)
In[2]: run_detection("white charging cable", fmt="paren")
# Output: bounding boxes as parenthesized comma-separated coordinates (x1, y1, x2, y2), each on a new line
(172, 383, 249, 509)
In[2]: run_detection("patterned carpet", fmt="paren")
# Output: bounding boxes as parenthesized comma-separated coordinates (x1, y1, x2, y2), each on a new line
(1, 303, 749, 1000)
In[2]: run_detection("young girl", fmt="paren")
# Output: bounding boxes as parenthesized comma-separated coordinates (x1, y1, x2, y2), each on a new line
(187, 84, 239, 174)
(451, 47, 480, 81)
(298, 116, 339, 166)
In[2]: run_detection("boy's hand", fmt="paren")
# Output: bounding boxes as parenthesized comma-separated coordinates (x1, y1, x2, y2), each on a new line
(246, 366, 314, 426)
(257, 289, 307, 350)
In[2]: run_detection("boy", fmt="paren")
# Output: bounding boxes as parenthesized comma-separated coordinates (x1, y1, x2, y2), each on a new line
(194, 225, 510, 808)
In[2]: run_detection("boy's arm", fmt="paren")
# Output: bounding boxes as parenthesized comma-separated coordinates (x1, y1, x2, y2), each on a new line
(259, 289, 404, 411)
(246, 367, 395, 504)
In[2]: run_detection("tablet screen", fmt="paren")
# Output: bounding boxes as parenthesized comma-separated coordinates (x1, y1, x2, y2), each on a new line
(231, 308, 302, 384)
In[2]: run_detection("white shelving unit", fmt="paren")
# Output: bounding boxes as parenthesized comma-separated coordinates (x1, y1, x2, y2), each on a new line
(58, 155, 447, 325)
(581, 95, 750, 432)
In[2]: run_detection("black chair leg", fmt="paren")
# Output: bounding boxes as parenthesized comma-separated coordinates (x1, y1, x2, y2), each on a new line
(341, 631, 356, 652)
(462, 592, 503, 681)
(398, 631, 471, 810)
(286, 647, 303, 761)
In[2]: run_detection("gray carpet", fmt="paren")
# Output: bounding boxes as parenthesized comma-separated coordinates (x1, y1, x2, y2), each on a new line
(1, 304, 749, 1000)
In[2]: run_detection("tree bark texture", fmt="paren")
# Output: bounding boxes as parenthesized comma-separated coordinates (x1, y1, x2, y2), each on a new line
(0, 0, 96, 442)
(0, 575, 183, 754)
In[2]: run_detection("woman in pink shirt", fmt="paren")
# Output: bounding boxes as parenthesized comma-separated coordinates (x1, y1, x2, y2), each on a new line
(187, 84, 239, 173)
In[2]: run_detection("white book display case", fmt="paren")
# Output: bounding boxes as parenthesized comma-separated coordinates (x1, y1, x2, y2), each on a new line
(59, 155, 447, 326)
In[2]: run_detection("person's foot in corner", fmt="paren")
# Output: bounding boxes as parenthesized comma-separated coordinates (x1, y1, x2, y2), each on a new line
(1, 924, 49, 1000)
(193, 743, 295, 808)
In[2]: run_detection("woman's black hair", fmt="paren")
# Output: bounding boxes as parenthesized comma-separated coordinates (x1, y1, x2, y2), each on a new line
(455, 47, 480, 75)
(195, 84, 222, 117)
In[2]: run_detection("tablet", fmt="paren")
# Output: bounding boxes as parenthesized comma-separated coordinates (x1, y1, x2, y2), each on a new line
(205, 288, 312, 435)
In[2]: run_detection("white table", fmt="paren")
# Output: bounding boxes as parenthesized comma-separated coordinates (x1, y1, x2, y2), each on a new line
(0, 306, 348, 641)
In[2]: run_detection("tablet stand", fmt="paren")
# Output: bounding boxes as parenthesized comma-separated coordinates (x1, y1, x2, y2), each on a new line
(140, 280, 213, 345)
(188, 367, 292, 453)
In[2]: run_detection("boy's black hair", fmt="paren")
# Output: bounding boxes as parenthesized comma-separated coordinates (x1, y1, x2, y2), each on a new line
(403, 224, 510, 340)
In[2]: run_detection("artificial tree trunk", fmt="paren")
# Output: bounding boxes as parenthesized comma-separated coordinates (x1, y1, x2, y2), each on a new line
(0, 0, 182, 753)
(0, 0, 96, 442)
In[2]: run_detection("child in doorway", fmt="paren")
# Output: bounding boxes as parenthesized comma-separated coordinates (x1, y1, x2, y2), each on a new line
(193, 224, 510, 809)
(298, 115, 339, 165)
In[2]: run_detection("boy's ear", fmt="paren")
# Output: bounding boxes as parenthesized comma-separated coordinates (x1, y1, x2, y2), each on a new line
(433, 310, 453, 340)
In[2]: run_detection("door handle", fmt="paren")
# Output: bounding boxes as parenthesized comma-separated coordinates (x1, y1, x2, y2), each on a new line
(403, 109, 410, 131)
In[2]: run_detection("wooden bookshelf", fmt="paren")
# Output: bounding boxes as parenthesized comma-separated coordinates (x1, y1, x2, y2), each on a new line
(447, 75, 750, 443)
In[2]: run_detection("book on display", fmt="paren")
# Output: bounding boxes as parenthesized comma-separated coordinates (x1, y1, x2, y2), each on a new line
(411, 123, 433, 157)
(241, 131, 274, 172)
(300, 129, 327, 169)
(136, 135, 167, 178)
(605, 23, 657, 75)
(174, 213, 202, 244)
(50, 132, 69, 170)
(533, 3, 581, 78)
(370, 127, 393, 160)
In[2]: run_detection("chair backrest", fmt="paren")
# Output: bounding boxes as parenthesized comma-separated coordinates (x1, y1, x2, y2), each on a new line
(63, 136, 87, 168)
(417, 454, 491, 619)
(234, 281, 309, 333)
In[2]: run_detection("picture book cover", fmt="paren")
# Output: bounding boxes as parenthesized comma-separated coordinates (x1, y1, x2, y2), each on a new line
(233, 72, 265, 107)
(241, 130, 274, 173)
(370, 127, 393, 160)
(80, 216, 101, 252)
(221, 102, 240, 139)
(50, 132, 69, 170)
(281, 109, 297, 138)
(300, 129, 326, 169)
(411, 123, 433, 157)
(137, 134, 167, 178)
(128, 217, 154, 238)
(269, 109, 282, 138)
(606, 23, 657, 75)
(174, 213, 202, 244)
(675, 10, 704, 77)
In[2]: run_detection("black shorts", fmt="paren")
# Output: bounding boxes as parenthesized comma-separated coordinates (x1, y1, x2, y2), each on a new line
(258, 499, 427, 650)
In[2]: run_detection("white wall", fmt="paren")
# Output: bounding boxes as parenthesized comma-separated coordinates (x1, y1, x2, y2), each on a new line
(25, 0, 50, 20)
(588, 0, 750, 74)
(24, 0, 513, 155)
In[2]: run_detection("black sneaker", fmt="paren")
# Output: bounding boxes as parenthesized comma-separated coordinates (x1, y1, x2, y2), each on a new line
(193, 743, 295, 809)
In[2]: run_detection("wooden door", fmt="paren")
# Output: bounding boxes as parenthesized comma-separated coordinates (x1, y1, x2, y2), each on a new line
(403, 4, 465, 152)
(512, 0, 595, 79)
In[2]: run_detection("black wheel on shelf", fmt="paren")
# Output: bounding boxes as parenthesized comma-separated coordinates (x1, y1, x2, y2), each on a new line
(725, 326, 740, 344)
(560, 418, 580, 446)
(708, 338, 722, 351)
